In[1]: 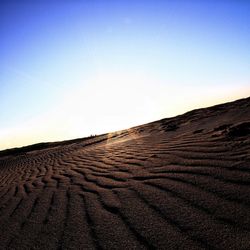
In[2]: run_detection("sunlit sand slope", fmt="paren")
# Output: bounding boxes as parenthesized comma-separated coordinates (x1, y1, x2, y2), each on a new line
(0, 97, 250, 250)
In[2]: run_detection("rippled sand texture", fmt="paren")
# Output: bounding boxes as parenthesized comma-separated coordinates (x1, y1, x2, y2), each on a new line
(0, 97, 250, 250)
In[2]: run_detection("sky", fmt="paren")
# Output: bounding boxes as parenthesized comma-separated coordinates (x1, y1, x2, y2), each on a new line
(0, 0, 250, 150)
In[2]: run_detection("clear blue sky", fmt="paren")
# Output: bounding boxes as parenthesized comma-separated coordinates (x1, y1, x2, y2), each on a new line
(0, 0, 250, 149)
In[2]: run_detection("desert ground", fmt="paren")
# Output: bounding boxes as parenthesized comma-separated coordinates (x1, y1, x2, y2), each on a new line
(0, 97, 250, 250)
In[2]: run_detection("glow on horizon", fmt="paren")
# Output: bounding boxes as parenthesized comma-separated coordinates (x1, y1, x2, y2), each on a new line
(0, 0, 250, 150)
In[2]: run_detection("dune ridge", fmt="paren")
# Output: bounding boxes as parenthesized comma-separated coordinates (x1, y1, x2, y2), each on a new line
(0, 97, 250, 249)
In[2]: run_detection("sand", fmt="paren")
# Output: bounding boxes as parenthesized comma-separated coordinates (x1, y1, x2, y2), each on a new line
(0, 97, 250, 249)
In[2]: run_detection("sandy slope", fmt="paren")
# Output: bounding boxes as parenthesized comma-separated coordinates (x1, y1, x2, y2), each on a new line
(0, 97, 250, 250)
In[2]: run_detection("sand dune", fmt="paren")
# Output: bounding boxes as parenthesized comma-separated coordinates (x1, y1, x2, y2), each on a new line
(0, 97, 250, 249)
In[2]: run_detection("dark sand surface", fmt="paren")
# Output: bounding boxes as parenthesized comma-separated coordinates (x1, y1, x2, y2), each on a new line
(0, 97, 250, 249)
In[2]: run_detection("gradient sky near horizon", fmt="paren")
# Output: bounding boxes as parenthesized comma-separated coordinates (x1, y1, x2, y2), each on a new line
(0, 0, 250, 150)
